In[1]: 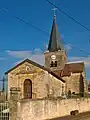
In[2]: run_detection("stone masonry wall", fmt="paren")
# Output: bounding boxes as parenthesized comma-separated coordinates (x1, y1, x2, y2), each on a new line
(8, 61, 65, 100)
(8, 61, 47, 99)
(82, 71, 88, 95)
(46, 72, 65, 97)
(62, 72, 88, 95)
(62, 73, 80, 94)
(12, 98, 90, 120)
(44, 50, 67, 71)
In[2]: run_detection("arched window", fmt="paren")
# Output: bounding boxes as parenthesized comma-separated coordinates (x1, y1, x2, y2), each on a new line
(24, 79, 32, 99)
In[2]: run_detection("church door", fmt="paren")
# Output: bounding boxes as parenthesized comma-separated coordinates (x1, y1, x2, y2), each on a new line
(24, 79, 32, 99)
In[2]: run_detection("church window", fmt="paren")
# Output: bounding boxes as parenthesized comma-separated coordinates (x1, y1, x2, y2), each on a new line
(55, 61, 57, 67)
(50, 61, 57, 67)
(50, 61, 53, 67)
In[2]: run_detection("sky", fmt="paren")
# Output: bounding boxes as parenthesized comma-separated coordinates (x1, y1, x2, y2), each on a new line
(0, 0, 90, 89)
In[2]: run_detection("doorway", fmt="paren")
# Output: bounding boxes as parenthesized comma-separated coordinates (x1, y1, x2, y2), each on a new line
(24, 79, 32, 99)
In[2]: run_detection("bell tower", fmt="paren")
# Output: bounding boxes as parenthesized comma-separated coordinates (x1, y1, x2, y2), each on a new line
(44, 8, 67, 71)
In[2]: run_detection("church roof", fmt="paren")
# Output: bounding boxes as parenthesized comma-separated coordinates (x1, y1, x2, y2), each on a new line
(5, 59, 65, 83)
(48, 17, 64, 52)
(53, 62, 84, 77)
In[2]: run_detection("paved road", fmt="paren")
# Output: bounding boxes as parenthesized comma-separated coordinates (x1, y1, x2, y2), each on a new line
(49, 111, 90, 120)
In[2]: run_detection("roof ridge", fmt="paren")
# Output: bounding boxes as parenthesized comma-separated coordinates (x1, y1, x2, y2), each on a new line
(67, 61, 84, 64)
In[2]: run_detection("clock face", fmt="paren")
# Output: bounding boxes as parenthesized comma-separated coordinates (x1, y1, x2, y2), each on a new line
(51, 55, 56, 60)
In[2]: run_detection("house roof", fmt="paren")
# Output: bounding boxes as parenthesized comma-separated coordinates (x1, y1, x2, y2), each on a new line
(53, 62, 84, 77)
(5, 59, 65, 83)
(48, 16, 64, 52)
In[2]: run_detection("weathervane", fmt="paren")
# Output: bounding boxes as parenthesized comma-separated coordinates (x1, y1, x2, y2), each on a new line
(52, 8, 57, 18)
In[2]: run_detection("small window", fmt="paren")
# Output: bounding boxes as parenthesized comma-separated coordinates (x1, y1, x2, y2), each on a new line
(50, 61, 57, 67)
(55, 61, 57, 67)
(50, 61, 53, 67)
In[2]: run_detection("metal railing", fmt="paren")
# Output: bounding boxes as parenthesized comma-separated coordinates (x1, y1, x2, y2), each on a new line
(0, 102, 9, 120)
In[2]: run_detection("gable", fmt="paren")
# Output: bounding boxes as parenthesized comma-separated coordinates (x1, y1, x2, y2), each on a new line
(5, 59, 65, 83)
(5, 59, 45, 75)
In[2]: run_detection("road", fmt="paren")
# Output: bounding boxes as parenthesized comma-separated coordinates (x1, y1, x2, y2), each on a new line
(49, 111, 90, 120)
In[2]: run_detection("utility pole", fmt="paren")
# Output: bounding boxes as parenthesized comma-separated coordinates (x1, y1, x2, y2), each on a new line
(2, 75, 5, 92)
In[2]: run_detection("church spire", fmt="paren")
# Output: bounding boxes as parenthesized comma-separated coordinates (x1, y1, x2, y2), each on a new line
(48, 8, 64, 52)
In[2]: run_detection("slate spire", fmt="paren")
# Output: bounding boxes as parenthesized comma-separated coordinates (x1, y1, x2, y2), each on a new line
(48, 11, 64, 52)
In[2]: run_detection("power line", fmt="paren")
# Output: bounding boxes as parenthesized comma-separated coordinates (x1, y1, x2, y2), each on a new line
(0, 8, 90, 56)
(0, 8, 49, 36)
(14, 16, 49, 36)
(45, 0, 90, 32)
(63, 41, 90, 56)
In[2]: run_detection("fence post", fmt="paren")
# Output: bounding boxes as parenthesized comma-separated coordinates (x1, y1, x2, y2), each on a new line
(9, 87, 20, 120)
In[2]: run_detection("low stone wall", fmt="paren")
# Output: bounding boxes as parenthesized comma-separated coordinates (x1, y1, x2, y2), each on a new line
(15, 98, 90, 120)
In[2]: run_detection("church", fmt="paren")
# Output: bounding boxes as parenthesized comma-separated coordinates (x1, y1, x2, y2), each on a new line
(5, 13, 88, 100)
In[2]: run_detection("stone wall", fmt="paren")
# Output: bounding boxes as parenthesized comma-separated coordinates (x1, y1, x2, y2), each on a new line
(0, 91, 7, 101)
(8, 61, 46, 99)
(11, 98, 90, 120)
(63, 73, 80, 94)
(45, 72, 65, 97)
(8, 61, 65, 100)
(62, 72, 88, 96)
(44, 50, 67, 71)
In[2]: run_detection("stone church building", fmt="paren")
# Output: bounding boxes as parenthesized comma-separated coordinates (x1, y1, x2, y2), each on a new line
(5, 14, 88, 100)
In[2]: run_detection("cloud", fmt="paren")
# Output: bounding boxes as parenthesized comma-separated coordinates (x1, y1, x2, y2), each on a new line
(68, 56, 90, 68)
(8, 49, 44, 66)
(6, 50, 32, 58)
(34, 48, 42, 54)
(14, 54, 44, 66)
(13, 60, 24, 66)
(6, 49, 43, 58)
(6, 49, 90, 69)
(30, 54, 44, 65)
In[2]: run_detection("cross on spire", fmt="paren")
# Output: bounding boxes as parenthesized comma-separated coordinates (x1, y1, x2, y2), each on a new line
(48, 7, 64, 52)
(52, 8, 57, 18)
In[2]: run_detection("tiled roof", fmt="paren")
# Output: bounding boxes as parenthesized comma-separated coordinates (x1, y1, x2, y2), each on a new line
(53, 62, 84, 77)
